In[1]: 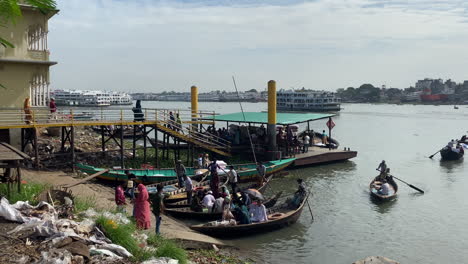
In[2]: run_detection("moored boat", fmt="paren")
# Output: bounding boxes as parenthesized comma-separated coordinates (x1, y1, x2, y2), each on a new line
(75, 163, 207, 184)
(369, 176, 398, 201)
(440, 146, 464, 161)
(75, 158, 294, 185)
(164, 191, 282, 221)
(190, 193, 307, 237)
(163, 175, 274, 204)
(224, 158, 295, 182)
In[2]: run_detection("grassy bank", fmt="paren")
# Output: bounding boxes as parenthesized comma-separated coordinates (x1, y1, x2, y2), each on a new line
(96, 215, 188, 263)
(0, 182, 49, 204)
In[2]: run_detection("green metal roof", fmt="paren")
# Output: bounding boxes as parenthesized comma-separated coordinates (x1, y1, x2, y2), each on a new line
(210, 112, 335, 125)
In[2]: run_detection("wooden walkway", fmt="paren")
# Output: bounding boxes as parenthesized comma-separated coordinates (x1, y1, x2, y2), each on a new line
(0, 108, 231, 156)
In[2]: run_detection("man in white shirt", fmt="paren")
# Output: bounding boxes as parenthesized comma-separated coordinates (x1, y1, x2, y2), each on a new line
(378, 179, 390, 195)
(227, 165, 238, 194)
(303, 134, 310, 153)
(183, 174, 193, 204)
(197, 154, 203, 168)
(202, 190, 216, 212)
(250, 199, 268, 223)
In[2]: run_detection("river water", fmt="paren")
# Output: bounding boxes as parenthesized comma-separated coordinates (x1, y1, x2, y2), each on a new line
(118, 101, 467, 263)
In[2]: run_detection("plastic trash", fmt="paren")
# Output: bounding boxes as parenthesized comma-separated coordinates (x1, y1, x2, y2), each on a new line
(98, 243, 133, 258)
(89, 246, 123, 259)
(141, 257, 179, 264)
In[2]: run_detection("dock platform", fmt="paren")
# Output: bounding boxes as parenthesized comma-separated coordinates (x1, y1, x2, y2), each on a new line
(290, 147, 357, 166)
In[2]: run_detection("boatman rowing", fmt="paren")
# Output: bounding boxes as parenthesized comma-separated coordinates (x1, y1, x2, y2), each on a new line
(376, 160, 388, 179)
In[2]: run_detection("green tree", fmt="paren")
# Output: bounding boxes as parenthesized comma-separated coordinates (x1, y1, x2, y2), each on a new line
(0, 0, 57, 48)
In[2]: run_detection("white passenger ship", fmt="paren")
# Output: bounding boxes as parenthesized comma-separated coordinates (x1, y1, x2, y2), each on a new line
(277, 88, 341, 112)
(52, 90, 132, 106)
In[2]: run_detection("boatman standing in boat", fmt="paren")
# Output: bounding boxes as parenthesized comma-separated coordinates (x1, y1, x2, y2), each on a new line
(256, 161, 267, 187)
(174, 160, 186, 188)
(183, 174, 193, 205)
(376, 160, 387, 180)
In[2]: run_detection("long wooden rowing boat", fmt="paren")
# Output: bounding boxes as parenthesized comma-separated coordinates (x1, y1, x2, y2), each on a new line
(221, 158, 295, 183)
(75, 158, 294, 184)
(190, 193, 307, 237)
(164, 191, 282, 221)
(75, 163, 207, 184)
(163, 175, 274, 204)
(440, 147, 464, 161)
(369, 176, 398, 201)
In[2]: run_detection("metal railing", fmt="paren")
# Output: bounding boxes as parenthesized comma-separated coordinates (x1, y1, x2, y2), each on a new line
(0, 107, 231, 153)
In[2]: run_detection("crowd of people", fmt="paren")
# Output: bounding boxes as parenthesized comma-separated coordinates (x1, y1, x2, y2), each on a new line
(204, 123, 331, 156)
(446, 138, 465, 154)
(114, 170, 165, 234)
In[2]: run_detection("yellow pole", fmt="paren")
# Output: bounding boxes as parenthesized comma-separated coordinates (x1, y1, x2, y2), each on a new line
(191, 85, 198, 131)
(268, 80, 277, 125)
(267, 80, 277, 152)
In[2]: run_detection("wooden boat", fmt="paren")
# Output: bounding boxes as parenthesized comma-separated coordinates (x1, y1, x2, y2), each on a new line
(165, 176, 275, 208)
(164, 191, 282, 221)
(190, 193, 307, 237)
(163, 175, 274, 204)
(369, 176, 398, 201)
(75, 163, 208, 185)
(222, 158, 295, 183)
(75, 158, 294, 185)
(440, 146, 464, 161)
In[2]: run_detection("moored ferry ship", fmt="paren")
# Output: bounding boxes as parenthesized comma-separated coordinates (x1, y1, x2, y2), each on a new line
(277, 88, 341, 112)
(52, 90, 132, 106)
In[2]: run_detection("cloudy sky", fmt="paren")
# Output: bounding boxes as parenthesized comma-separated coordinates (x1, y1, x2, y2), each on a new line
(48, 0, 468, 93)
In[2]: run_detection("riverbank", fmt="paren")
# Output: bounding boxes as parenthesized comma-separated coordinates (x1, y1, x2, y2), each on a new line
(0, 169, 254, 264)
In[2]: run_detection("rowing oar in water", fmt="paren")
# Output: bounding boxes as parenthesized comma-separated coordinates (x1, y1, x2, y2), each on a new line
(391, 175, 424, 194)
(429, 149, 441, 159)
(376, 169, 425, 194)
(305, 192, 314, 221)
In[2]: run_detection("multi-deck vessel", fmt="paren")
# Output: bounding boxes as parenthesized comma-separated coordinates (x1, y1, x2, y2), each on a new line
(52, 90, 132, 106)
(277, 89, 341, 112)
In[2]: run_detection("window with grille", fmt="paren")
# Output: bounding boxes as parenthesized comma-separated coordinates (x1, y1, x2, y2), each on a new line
(28, 25, 48, 51)
(30, 75, 49, 106)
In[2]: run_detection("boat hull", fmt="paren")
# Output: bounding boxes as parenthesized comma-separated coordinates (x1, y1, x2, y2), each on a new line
(190, 195, 306, 237)
(440, 147, 464, 161)
(369, 176, 398, 201)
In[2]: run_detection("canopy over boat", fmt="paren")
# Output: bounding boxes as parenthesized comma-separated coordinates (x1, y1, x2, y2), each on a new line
(206, 112, 335, 125)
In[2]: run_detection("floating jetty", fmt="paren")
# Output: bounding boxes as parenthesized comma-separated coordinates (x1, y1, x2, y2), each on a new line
(292, 147, 357, 166)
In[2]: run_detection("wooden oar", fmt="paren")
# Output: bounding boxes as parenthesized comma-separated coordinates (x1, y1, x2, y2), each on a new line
(305, 192, 314, 221)
(429, 149, 441, 159)
(375, 169, 424, 194)
(391, 175, 424, 194)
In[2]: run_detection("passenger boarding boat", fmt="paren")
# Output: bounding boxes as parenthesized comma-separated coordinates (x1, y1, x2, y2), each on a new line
(369, 176, 398, 201)
(190, 193, 307, 237)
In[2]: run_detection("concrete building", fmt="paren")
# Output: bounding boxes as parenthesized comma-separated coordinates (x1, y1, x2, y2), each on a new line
(0, 4, 58, 144)
(0, 4, 58, 108)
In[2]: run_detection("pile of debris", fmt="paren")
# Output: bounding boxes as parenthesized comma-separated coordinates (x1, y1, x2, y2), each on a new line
(24, 127, 133, 169)
(0, 197, 176, 264)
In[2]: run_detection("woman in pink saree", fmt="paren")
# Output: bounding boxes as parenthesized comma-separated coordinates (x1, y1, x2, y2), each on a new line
(134, 184, 151, 229)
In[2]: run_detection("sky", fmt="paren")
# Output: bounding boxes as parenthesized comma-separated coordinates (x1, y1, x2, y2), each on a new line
(48, 0, 468, 93)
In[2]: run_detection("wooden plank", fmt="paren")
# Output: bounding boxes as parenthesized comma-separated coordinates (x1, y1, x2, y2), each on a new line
(0, 144, 24, 161)
(0, 142, 30, 159)
(62, 169, 109, 188)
